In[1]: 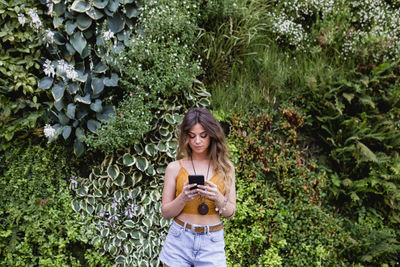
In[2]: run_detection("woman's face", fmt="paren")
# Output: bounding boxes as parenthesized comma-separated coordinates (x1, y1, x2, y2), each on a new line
(187, 123, 210, 156)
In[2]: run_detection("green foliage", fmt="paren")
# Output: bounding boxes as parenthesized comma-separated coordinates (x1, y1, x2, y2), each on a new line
(83, 91, 153, 153)
(224, 109, 348, 266)
(37, 0, 142, 156)
(343, 208, 400, 265)
(71, 1, 211, 266)
(297, 59, 400, 263)
(0, 142, 113, 266)
(0, 0, 46, 145)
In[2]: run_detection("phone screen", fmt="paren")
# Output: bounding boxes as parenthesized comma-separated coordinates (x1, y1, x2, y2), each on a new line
(188, 175, 204, 190)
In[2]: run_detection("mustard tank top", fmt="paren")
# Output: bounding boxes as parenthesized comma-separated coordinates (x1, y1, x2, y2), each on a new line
(175, 160, 225, 215)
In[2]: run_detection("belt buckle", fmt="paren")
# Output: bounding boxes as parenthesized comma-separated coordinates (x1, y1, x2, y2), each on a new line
(190, 223, 199, 234)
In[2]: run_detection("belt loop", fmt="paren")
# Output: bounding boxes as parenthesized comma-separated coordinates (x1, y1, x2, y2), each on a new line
(183, 221, 188, 232)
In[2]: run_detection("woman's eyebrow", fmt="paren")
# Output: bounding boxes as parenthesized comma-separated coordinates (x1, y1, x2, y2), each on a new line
(188, 131, 208, 135)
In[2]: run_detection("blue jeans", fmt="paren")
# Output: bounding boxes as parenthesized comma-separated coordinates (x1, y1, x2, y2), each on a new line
(159, 220, 227, 267)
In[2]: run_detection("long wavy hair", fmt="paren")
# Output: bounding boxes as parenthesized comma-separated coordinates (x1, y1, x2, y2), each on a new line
(177, 107, 233, 194)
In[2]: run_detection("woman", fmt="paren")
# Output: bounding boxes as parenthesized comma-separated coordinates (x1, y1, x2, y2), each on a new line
(159, 107, 236, 267)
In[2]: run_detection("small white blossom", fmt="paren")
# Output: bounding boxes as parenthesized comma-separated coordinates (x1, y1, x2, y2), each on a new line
(46, 0, 54, 15)
(44, 124, 55, 138)
(44, 30, 54, 45)
(27, 9, 42, 29)
(103, 30, 114, 41)
(17, 14, 26, 26)
(57, 60, 78, 80)
(43, 59, 55, 77)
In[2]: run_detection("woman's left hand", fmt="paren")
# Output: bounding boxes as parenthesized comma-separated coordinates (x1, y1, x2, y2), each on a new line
(198, 181, 224, 206)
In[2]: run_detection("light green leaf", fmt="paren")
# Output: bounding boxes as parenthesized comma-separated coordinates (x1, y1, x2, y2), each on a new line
(123, 220, 135, 228)
(93, 62, 108, 73)
(117, 230, 128, 240)
(142, 218, 152, 228)
(101, 228, 110, 237)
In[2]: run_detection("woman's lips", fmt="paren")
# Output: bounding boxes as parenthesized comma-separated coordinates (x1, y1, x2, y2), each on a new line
(194, 146, 202, 150)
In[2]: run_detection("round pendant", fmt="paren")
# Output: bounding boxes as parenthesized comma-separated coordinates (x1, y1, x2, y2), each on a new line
(198, 202, 209, 215)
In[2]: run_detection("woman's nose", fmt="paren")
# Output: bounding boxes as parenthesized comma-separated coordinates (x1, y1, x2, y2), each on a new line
(195, 136, 201, 144)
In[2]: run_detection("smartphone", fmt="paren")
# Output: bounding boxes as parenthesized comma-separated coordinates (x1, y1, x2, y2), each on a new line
(188, 175, 204, 190)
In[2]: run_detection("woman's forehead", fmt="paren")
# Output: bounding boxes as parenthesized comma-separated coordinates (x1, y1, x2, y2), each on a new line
(188, 123, 206, 133)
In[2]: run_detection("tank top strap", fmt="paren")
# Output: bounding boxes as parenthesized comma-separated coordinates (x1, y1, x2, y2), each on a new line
(178, 160, 183, 168)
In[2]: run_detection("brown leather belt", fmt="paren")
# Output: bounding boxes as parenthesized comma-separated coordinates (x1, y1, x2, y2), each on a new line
(174, 218, 223, 233)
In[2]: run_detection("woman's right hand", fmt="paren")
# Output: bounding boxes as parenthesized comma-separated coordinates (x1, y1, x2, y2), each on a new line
(180, 181, 199, 202)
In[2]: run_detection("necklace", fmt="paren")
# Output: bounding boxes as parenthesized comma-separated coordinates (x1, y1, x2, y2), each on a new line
(191, 156, 210, 215)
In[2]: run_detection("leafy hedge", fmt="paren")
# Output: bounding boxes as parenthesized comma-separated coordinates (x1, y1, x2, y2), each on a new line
(224, 108, 348, 266)
(0, 0, 47, 147)
(70, 1, 210, 266)
(0, 142, 112, 266)
(297, 58, 400, 264)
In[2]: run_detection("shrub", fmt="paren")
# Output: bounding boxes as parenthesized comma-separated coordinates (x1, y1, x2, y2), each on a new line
(0, 142, 112, 266)
(0, 0, 47, 147)
(70, 1, 211, 266)
(224, 108, 348, 266)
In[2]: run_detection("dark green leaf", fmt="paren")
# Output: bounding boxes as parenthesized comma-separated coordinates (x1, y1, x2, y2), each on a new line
(91, 77, 104, 95)
(62, 125, 72, 139)
(38, 77, 53, 89)
(67, 103, 76, 119)
(77, 13, 92, 30)
(52, 83, 65, 102)
(70, 32, 87, 55)
(90, 99, 103, 112)
(87, 119, 101, 133)
(107, 13, 125, 33)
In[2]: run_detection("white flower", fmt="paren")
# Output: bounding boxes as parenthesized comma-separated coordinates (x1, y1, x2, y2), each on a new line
(44, 124, 56, 138)
(43, 59, 55, 77)
(46, 0, 54, 15)
(44, 30, 54, 45)
(17, 14, 26, 26)
(57, 60, 78, 80)
(27, 9, 42, 29)
(103, 30, 114, 41)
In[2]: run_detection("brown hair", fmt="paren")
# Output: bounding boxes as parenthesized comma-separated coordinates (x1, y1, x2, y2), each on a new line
(177, 107, 233, 194)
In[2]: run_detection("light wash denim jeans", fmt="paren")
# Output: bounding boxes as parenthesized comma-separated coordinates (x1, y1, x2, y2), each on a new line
(159, 220, 227, 267)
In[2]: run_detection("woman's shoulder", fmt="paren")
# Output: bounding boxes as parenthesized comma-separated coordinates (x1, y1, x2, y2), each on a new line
(165, 160, 184, 177)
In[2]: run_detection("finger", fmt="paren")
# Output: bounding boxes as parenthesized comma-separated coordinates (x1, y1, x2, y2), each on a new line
(205, 181, 217, 188)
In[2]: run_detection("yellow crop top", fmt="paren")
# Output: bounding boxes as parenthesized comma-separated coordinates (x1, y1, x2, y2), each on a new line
(175, 160, 225, 215)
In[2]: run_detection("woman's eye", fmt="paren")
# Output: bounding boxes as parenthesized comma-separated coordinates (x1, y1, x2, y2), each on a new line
(188, 135, 195, 139)
(201, 134, 208, 138)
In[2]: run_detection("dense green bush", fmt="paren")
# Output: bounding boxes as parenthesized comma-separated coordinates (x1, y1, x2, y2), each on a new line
(0, 142, 112, 266)
(296, 59, 400, 264)
(224, 108, 348, 266)
(0, 0, 48, 147)
(71, 1, 211, 266)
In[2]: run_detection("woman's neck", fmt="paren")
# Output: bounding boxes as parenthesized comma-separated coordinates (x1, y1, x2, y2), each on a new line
(190, 152, 210, 161)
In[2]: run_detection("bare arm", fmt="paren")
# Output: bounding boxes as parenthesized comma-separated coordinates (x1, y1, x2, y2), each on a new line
(198, 162, 236, 219)
(161, 161, 199, 219)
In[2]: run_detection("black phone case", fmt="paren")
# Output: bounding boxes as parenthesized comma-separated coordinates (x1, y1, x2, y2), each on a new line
(188, 175, 204, 190)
